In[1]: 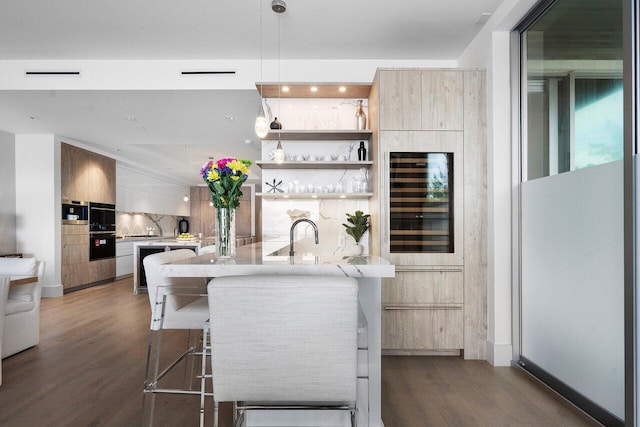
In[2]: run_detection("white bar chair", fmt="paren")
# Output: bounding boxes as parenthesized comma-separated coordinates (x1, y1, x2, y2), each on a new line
(142, 249, 212, 426)
(208, 274, 359, 427)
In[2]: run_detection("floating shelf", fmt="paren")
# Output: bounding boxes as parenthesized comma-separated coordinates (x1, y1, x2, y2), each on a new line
(256, 161, 372, 170)
(261, 129, 372, 141)
(257, 193, 373, 200)
(256, 82, 371, 99)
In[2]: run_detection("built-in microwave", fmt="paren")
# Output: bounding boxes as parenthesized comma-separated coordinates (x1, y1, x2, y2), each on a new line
(62, 200, 88, 225)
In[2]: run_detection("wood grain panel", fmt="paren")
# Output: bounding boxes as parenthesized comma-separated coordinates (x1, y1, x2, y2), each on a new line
(61, 224, 89, 288)
(463, 70, 488, 360)
(379, 70, 421, 130)
(62, 142, 115, 204)
(88, 258, 116, 283)
(421, 70, 464, 131)
(383, 270, 463, 305)
(382, 306, 463, 350)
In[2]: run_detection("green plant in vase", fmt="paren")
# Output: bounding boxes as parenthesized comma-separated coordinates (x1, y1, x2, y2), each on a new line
(343, 210, 370, 255)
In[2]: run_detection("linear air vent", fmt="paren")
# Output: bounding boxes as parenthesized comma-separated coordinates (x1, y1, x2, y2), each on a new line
(25, 71, 81, 76)
(180, 70, 236, 76)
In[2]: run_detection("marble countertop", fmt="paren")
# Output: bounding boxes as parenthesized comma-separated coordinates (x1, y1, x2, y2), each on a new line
(132, 239, 203, 246)
(160, 242, 395, 278)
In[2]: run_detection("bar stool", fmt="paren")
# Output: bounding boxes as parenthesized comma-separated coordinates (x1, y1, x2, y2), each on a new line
(142, 249, 211, 426)
(207, 274, 359, 426)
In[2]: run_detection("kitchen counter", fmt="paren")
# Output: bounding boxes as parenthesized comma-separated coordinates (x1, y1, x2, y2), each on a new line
(132, 239, 203, 294)
(161, 242, 394, 278)
(160, 241, 394, 427)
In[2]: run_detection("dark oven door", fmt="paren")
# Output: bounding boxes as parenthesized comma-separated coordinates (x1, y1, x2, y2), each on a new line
(89, 233, 116, 261)
(89, 202, 116, 232)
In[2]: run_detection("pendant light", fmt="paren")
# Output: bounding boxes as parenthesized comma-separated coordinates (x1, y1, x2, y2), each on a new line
(272, 1, 286, 163)
(254, 0, 269, 138)
(183, 145, 190, 202)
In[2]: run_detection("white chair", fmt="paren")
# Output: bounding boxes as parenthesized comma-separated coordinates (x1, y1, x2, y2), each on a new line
(0, 258, 45, 358)
(0, 276, 9, 386)
(142, 249, 211, 426)
(208, 274, 359, 427)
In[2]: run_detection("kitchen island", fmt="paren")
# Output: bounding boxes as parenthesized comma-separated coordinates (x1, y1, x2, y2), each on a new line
(161, 242, 394, 427)
(133, 239, 204, 294)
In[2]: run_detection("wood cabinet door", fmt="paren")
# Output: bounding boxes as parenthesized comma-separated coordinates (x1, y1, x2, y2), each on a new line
(421, 70, 464, 131)
(61, 143, 90, 201)
(379, 70, 422, 131)
(382, 306, 463, 351)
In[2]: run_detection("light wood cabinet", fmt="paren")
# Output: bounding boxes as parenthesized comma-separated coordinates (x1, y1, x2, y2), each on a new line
(374, 69, 487, 358)
(61, 143, 116, 292)
(88, 258, 116, 283)
(189, 185, 254, 239)
(378, 70, 421, 131)
(61, 142, 115, 204)
(61, 224, 89, 290)
(382, 269, 464, 352)
(421, 70, 464, 131)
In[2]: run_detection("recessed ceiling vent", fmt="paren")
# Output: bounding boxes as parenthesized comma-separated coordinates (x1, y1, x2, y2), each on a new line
(180, 70, 236, 76)
(25, 70, 81, 77)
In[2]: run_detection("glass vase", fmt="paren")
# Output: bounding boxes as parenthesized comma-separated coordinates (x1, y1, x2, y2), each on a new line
(215, 207, 236, 258)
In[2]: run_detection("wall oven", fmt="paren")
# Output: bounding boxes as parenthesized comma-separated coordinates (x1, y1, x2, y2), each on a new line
(89, 202, 116, 261)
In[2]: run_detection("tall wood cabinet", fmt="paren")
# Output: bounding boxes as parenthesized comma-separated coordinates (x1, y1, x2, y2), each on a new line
(61, 142, 116, 291)
(373, 69, 487, 359)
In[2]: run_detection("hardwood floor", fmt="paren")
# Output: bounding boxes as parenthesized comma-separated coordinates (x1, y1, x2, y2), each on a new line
(0, 278, 600, 426)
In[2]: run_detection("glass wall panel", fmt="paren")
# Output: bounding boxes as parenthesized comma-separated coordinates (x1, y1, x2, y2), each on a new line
(524, 0, 623, 181)
(519, 0, 625, 424)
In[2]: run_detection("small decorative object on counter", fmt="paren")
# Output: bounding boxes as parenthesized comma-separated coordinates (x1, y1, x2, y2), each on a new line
(358, 141, 367, 161)
(178, 217, 189, 234)
(342, 210, 370, 256)
(270, 117, 282, 129)
(200, 157, 252, 258)
(355, 100, 366, 130)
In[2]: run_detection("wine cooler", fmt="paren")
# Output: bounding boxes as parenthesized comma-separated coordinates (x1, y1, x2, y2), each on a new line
(389, 152, 454, 253)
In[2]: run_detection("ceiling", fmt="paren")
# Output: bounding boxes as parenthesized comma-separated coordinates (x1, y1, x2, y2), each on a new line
(0, 0, 505, 185)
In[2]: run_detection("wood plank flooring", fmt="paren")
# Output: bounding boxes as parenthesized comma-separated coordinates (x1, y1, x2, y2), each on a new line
(0, 278, 600, 426)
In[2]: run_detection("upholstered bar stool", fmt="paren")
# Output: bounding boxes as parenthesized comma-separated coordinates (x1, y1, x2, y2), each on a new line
(208, 274, 359, 427)
(142, 249, 211, 426)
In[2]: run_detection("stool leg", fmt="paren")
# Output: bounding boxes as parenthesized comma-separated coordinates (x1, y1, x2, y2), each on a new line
(200, 321, 209, 427)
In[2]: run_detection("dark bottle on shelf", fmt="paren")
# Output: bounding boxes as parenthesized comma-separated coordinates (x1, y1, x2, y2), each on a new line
(358, 141, 367, 161)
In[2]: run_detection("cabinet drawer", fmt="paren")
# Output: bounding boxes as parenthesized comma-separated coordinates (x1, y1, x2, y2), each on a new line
(383, 270, 462, 305)
(89, 258, 116, 283)
(382, 305, 463, 350)
(116, 242, 134, 256)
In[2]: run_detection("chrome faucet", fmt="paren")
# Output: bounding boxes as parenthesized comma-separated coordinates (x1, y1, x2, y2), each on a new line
(289, 218, 319, 257)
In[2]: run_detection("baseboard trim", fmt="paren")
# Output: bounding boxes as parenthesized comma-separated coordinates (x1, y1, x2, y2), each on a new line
(486, 340, 512, 366)
(382, 349, 461, 356)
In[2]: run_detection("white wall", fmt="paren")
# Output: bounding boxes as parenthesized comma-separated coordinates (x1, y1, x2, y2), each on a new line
(0, 130, 16, 254)
(15, 134, 62, 297)
(458, 0, 539, 366)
